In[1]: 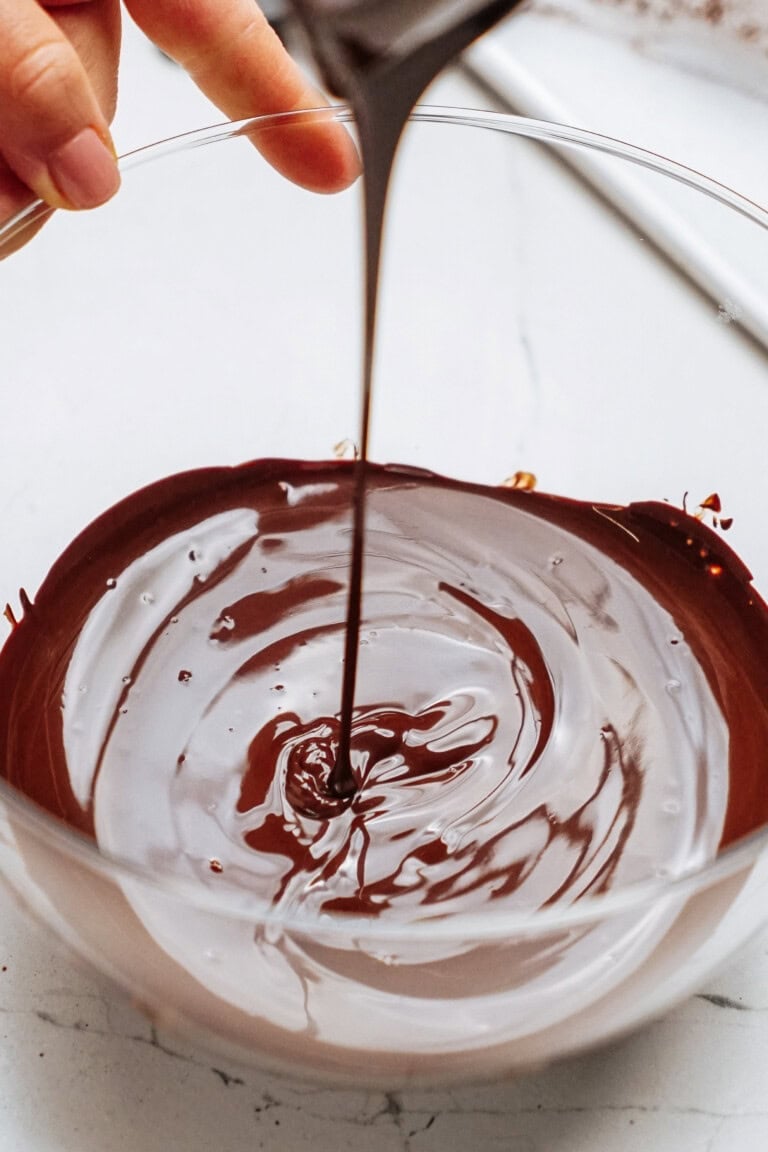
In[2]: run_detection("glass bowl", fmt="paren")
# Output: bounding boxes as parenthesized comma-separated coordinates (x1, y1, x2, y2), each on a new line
(2, 107, 768, 1088)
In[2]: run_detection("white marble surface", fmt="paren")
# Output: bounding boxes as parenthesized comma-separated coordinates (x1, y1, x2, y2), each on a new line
(2, 882, 768, 1152)
(3, 7, 768, 1150)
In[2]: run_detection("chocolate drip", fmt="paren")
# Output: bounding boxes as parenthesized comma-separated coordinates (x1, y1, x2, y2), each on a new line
(291, 0, 528, 793)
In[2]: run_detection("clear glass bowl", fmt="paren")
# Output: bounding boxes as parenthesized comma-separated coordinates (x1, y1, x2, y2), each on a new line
(2, 107, 768, 1087)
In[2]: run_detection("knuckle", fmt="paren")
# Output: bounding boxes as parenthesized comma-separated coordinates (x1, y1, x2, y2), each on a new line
(8, 39, 75, 106)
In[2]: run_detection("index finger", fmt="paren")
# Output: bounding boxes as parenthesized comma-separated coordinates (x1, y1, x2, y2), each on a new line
(124, 0, 360, 193)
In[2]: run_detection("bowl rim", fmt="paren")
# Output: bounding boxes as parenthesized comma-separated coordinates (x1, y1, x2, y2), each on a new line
(2, 104, 768, 941)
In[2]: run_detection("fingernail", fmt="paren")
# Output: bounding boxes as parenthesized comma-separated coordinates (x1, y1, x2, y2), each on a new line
(47, 127, 120, 210)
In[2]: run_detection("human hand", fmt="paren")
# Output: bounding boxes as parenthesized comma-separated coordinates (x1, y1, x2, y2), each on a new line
(0, 1, 359, 252)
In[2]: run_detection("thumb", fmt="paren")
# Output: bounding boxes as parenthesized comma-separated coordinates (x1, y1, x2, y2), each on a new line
(0, 0, 120, 210)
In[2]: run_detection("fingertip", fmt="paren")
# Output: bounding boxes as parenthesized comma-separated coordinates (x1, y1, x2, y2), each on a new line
(259, 119, 361, 195)
(46, 125, 121, 210)
(314, 128, 362, 194)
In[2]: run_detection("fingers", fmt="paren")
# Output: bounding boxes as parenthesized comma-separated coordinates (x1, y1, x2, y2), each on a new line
(125, 0, 360, 193)
(0, 0, 120, 212)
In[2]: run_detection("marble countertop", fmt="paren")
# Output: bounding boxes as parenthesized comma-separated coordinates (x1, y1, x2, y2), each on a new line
(3, 8, 768, 1150)
(2, 882, 768, 1152)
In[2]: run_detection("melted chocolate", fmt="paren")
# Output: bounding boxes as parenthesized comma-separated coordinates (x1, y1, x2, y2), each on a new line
(2, 0, 768, 939)
(1, 460, 767, 923)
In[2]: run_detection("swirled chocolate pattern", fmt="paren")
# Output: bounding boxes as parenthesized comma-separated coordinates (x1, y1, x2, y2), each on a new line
(2, 460, 767, 928)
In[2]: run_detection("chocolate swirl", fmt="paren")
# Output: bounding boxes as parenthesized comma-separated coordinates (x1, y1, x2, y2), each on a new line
(3, 460, 767, 930)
